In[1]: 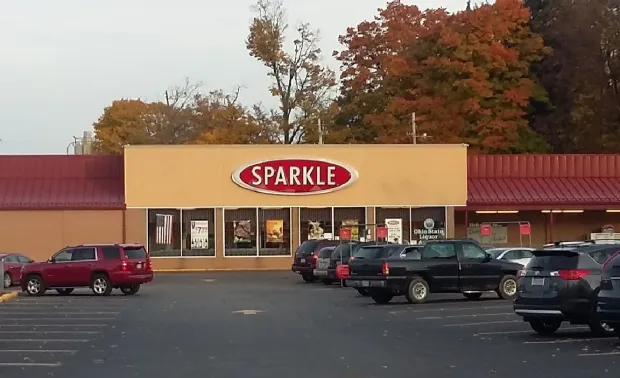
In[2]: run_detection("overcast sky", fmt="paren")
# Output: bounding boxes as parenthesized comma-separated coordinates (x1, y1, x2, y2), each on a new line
(0, 0, 467, 154)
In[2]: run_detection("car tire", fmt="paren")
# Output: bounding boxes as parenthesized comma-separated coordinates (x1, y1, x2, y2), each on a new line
(496, 274, 518, 300)
(3, 272, 12, 288)
(301, 274, 316, 283)
(371, 292, 393, 304)
(529, 319, 562, 335)
(405, 277, 430, 304)
(356, 288, 370, 297)
(341, 279, 347, 287)
(56, 288, 74, 296)
(91, 274, 113, 296)
(322, 279, 333, 285)
(463, 292, 483, 300)
(25, 274, 46, 296)
(120, 285, 140, 295)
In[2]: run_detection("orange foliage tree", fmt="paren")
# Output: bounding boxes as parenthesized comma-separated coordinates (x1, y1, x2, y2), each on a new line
(334, 0, 550, 152)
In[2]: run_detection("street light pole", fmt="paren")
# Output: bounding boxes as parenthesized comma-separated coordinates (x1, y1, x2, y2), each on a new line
(412, 113, 416, 144)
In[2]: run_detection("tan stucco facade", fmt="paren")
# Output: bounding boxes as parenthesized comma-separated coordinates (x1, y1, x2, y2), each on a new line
(122, 144, 468, 270)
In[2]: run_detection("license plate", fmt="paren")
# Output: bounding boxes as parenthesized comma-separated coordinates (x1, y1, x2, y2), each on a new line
(531, 277, 545, 286)
(300, 258, 305, 263)
(136, 263, 142, 269)
(362, 280, 370, 287)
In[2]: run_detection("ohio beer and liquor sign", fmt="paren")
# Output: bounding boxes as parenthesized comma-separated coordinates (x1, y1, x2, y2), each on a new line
(232, 158, 358, 195)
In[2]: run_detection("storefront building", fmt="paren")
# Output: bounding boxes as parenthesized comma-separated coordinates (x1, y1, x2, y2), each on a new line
(124, 144, 467, 270)
(455, 154, 620, 247)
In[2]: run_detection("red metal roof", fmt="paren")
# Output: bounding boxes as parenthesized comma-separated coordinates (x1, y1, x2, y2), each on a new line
(467, 155, 620, 209)
(0, 155, 124, 210)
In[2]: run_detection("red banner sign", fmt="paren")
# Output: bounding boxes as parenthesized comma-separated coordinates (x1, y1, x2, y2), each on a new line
(339, 227, 352, 240)
(480, 224, 493, 237)
(376, 227, 388, 239)
(519, 223, 531, 235)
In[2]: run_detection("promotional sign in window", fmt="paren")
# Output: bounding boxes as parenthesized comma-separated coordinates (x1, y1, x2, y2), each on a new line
(190, 220, 209, 249)
(265, 220, 284, 243)
(385, 218, 403, 243)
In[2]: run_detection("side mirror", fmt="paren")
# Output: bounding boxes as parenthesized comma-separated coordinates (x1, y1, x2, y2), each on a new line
(483, 253, 492, 262)
(47, 257, 54, 263)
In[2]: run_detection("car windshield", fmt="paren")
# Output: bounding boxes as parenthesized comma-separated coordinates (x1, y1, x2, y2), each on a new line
(487, 248, 507, 259)
(331, 244, 356, 259)
(318, 247, 335, 258)
(295, 240, 319, 256)
(353, 246, 387, 259)
(124, 246, 147, 260)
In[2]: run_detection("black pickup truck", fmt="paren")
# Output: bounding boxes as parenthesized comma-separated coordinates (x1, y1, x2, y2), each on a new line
(346, 239, 522, 304)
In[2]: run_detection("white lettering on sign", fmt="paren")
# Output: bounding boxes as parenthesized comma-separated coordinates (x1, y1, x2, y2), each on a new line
(250, 166, 337, 186)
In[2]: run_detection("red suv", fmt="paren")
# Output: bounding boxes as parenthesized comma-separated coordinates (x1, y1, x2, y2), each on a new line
(20, 244, 154, 296)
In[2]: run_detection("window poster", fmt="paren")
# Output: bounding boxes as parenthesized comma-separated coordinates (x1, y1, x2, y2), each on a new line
(233, 220, 252, 243)
(190, 220, 209, 249)
(266, 220, 284, 243)
(342, 220, 359, 241)
(308, 221, 325, 240)
(385, 218, 403, 243)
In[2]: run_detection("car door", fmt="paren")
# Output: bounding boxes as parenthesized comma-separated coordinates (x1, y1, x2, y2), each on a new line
(69, 247, 98, 286)
(44, 248, 75, 287)
(458, 242, 502, 291)
(421, 243, 459, 291)
(4, 255, 21, 283)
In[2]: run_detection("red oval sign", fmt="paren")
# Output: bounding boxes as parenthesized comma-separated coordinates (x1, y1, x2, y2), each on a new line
(232, 158, 358, 195)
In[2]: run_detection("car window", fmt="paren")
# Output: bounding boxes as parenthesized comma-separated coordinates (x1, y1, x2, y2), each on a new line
(102, 247, 122, 260)
(602, 252, 620, 276)
(520, 250, 533, 258)
(402, 246, 422, 259)
(588, 248, 618, 265)
(354, 246, 387, 259)
(487, 249, 506, 259)
(503, 250, 519, 260)
(423, 243, 456, 259)
(71, 248, 96, 261)
(53, 249, 73, 262)
(295, 240, 319, 256)
(4, 255, 18, 263)
(318, 247, 335, 258)
(527, 251, 580, 270)
(124, 246, 147, 260)
(461, 243, 487, 259)
(17, 255, 31, 263)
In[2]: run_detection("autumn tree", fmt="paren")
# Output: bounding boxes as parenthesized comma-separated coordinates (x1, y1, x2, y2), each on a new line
(335, 0, 550, 152)
(246, 0, 337, 143)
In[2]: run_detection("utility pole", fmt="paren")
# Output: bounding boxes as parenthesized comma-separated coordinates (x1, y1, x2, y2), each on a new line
(412, 113, 417, 144)
(165, 90, 170, 107)
(318, 119, 323, 145)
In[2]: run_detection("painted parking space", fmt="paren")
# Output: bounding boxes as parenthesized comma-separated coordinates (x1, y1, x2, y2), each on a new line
(0, 293, 131, 370)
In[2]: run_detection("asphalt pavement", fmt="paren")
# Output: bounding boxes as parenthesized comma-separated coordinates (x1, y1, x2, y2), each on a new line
(0, 272, 618, 378)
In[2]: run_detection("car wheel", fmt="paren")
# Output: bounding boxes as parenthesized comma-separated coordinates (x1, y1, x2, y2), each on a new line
(356, 288, 370, 297)
(496, 274, 518, 300)
(463, 292, 483, 300)
(91, 274, 112, 296)
(3, 272, 12, 288)
(301, 274, 316, 283)
(405, 277, 430, 304)
(322, 279, 333, 285)
(56, 288, 74, 296)
(529, 319, 562, 335)
(371, 292, 393, 304)
(25, 275, 46, 296)
(120, 285, 140, 295)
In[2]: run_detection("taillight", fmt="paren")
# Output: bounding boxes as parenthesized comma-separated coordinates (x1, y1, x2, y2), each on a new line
(557, 269, 590, 280)
(312, 254, 318, 262)
(381, 261, 390, 275)
(121, 258, 128, 272)
(146, 259, 152, 271)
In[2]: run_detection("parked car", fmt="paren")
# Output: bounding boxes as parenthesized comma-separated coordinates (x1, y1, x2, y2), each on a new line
(346, 239, 521, 304)
(1, 253, 34, 288)
(596, 250, 620, 338)
(513, 244, 620, 336)
(313, 246, 337, 283)
(291, 239, 340, 282)
(487, 247, 534, 267)
(20, 243, 153, 296)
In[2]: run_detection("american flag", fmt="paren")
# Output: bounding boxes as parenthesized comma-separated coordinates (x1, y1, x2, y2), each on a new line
(155, 214, 173, 245)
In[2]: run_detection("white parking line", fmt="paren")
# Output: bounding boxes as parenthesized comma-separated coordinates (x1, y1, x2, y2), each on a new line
(0, 362, 62, 367)
(388, 305, 512, 314)
(579, 351, 620, 356)
(474, 326, 587, 336)
(0, 318, 115, 321)
(417, 312, 514, 320)
(444, 320, 521, 327)
(0, 311, 119, 315)
(523, 337, 606, 344)
(0, 349, 77, 353)
(0, 324, 107, 327)
(0, 331, 99, 334)
(0, 338, 90, 342)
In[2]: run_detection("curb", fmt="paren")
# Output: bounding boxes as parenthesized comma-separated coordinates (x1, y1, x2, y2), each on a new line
(154, 268, 288, 273)
(0, 291, 19, 303)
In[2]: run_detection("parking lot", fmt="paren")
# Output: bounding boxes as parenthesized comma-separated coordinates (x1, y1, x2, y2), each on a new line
(0, 272, 619, 378)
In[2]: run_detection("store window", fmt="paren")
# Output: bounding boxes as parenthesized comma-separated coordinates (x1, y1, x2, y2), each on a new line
(376, 207, 411, 244)
(258, 208, 291, 256)
(148, 209, 182, 257)
(411, 207, 446, 244)
(224, 208, 258, 256)
(334, 207, 366, 241)
(181, 208, 216, 257)
(300, 208, 333, 242)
